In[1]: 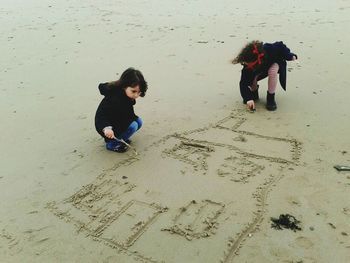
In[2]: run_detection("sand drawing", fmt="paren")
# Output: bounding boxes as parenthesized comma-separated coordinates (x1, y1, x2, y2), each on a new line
(0, 230, 20, 251)
(217, 156, 264, 183)
(162, 199, 225, 241)
(47, 178, 167, 262)
(163, 142, 214, 174)
(47, 109, 302, 262)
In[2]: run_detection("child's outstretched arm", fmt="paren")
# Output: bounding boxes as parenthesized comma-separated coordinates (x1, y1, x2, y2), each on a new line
(239, 68, 256, 103)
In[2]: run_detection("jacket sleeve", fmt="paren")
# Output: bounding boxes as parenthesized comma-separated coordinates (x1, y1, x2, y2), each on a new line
(275, 41, 297, 61)
(239, 68, 255, 103)
(95, 99, 114, 133)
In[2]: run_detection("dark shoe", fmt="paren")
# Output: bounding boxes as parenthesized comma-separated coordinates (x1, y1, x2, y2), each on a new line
(266, 92, 277, 111)
(106, 140, 128, 153)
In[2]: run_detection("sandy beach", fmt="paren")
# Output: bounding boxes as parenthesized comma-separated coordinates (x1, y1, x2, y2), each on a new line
(1, 0, 350, 262)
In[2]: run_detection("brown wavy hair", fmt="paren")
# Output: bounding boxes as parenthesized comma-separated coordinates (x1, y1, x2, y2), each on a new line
(232, 40, 264, 64)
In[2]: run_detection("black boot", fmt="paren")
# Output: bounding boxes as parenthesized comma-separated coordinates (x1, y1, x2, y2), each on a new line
(266, 91, 277, 111)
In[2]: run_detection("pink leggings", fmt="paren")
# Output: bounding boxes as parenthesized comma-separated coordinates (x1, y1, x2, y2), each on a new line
(267, 63, 279, 94)
(250, 63, 279, 94)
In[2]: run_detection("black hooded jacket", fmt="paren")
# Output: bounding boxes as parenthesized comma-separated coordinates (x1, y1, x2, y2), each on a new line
(95, 83, 138, 138)
(239, 41, 297, 103)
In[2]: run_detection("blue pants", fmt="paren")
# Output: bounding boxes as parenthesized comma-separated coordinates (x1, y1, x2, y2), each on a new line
(118, 117, 143, 141)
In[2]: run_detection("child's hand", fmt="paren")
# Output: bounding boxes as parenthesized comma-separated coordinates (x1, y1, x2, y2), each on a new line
(246, 100, 255, 111)
(292, 55, 297, 61)
(103, 128, 115, 139)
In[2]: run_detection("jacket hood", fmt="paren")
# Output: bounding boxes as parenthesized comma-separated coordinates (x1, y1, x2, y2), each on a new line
(98, 82, 125, 97)
(98, 83, 113, 96)
(98, 82, 135, 104)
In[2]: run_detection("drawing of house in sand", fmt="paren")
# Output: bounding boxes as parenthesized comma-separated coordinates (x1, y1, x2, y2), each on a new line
(48, 112, 301, 263)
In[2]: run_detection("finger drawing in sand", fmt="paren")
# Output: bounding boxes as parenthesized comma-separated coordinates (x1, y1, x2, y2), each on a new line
(232, 40, 298, 112)
(95, 68, 148, 153)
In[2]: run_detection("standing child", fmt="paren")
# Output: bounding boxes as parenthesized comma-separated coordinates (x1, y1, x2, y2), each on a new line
(95, 68, 148, 152)
(232, 40, 297, 111)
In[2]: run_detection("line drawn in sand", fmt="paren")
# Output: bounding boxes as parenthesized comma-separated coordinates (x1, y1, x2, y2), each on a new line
(47, 109, 302, 263)
(163, 142, 214, 174)
(162, 199, 225, 241)
(163, 111, 302, 262)
(217, 156, 265, 183)
(47, 178, 167, 263)
(67, 178, 136, 215)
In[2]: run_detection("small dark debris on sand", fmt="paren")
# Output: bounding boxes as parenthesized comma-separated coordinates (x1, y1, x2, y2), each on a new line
(271, 214, 302, 232)
(328, 222, 336, 229)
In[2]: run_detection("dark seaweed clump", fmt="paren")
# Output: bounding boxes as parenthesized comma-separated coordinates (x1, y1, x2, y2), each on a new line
(271, 214, 301, 232)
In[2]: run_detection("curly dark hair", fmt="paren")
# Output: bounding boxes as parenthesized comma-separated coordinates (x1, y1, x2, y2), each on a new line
(232, 40, 264, 65)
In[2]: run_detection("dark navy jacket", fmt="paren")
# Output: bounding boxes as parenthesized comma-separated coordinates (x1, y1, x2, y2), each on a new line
(239, 41, 297, 102)
(95, 83, 138, 140)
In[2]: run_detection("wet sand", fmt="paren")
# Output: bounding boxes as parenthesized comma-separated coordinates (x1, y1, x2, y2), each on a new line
(1, 0, 350, 262)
